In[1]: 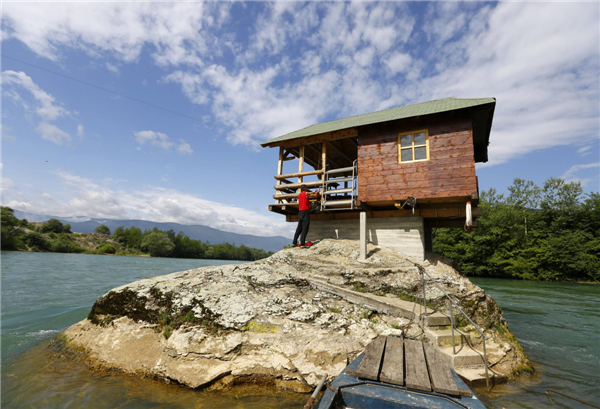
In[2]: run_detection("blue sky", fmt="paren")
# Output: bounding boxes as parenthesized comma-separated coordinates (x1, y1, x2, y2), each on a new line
(1, 1, 599, 238)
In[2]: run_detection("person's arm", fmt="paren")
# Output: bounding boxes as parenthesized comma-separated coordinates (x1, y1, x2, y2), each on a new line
(307, 190, 320, 199)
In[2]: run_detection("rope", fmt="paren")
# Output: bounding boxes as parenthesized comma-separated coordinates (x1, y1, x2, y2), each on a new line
(546, 389, 600, 408)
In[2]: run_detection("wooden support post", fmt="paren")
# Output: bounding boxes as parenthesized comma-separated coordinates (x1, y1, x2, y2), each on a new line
(360, 211, 367, 261)
(298, 145, 304, 193)
(277, 147, 284, 204)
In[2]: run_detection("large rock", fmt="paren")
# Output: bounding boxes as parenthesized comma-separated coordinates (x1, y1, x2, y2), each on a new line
(63, 239, 531, 391)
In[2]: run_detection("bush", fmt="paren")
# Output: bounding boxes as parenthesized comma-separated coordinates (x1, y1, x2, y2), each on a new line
(50, 237, 84, 253)
(1, 226, 19, 250)
(94, 224, 111, 235)
(62, 223, 72, 233)
(41, 218, 64, 234)
(97, 243, 116, 254)
(24, 232, 47, 250)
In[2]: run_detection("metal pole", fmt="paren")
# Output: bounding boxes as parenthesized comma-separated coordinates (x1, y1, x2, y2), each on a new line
(483, 338, 490, 391)
(304, 376, 327, 409)
(450, 300, 456, 355)
(421, 271, 427, 324)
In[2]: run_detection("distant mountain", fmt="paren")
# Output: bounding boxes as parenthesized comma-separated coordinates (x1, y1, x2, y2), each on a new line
(12, 210, 291, 253)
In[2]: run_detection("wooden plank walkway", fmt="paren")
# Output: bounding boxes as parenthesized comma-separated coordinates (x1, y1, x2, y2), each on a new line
(347, 335, 463, 397)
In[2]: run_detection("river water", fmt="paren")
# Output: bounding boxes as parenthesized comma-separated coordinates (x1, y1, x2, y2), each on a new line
(1, 251, 598, 408)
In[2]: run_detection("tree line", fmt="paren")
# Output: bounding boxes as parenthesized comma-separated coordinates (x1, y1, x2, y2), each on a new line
(433, 177, 600, 282)
(1, 208, 273, 261)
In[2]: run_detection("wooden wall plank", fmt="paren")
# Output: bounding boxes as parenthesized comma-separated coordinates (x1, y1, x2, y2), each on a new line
(380, 336, 404, 386)
(404, 339, 431, 392)
(357, 116, 477, 203)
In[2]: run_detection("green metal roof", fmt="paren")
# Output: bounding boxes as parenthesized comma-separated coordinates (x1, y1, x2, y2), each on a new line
(261, 97, 496, 147)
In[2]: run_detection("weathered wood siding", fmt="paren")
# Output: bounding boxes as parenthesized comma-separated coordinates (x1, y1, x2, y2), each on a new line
(358, 115, 477, 203)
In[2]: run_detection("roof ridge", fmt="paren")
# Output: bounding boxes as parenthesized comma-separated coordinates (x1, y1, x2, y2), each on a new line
(279, 97, 459, 137)
(262, 96, 495, 147)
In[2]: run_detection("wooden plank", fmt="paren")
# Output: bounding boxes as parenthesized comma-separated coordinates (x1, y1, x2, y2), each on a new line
(380, 336, 404, 386)
(404, 339, 431, 392)
(275, 170, 323, 180)
(276, 147, 284, 204)
(266, 128, 359, 149)
(273, 181, 322, 190)
(423, 342, 460, 396)
(353, 336, 386, 381)
(298, 146, 304, 191)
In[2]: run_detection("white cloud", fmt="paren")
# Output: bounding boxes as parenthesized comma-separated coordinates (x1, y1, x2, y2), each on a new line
(384, 52, 412, 75)
(35, 122, 72, 146)
(560, 162, 600, 187)
(577, 145, 595, 157)
(2, 171, 290, 237)
(2, 177, 16, 191)
(77, 124, 84, 138)
(2, 70, 69, 120)
(134, 130, 173, 151)
(105, 62, 119, 73)
(176, 139, 193, 155)
(2, 2, 231, 66)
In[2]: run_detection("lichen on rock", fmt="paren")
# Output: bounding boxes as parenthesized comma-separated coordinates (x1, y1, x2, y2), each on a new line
(64, 239, 532, 391)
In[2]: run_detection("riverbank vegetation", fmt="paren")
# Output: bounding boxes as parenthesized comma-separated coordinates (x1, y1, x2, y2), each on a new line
(433, 178, 599, 282)
(1, 208, 273, 261)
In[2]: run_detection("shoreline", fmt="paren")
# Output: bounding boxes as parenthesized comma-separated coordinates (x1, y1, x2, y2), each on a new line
(4, 249, 596, 284)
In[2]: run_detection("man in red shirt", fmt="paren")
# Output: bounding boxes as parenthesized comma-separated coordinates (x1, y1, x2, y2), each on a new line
(292, 184, 319, 248)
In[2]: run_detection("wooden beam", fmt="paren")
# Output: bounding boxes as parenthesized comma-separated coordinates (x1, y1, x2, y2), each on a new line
(276, 147, 283, 204)
(274, 181, 323, 190)
(297, 145, 304, 192)
(266, 128, 359, 149)
(275, 170, 323, 180)
(274, 192, 300, 200)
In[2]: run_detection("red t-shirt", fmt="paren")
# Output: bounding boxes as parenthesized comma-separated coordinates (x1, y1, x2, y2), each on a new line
(298, 192, 310, 211)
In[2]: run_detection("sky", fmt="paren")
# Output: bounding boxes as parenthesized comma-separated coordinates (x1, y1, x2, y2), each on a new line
(1, 1, 599, 238)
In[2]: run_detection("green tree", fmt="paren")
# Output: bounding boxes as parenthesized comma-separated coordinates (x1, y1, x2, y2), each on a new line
(1, 207, 19, 227)
(141, 231, 175, 257)
(41, 218, 64, 234)
(1, 226, 18, 250)
(94, 224, 111, 235)
(62, 223, 72, 233)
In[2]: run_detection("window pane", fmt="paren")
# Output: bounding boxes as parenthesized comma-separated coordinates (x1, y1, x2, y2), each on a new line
(400, 134, 413, 148)
(414, 132, 426, 145)
(401, 148, 413, 162)
(415, 147, 427, 160)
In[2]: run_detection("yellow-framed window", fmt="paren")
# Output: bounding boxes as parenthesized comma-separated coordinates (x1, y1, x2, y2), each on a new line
(398, 129, 429, 163)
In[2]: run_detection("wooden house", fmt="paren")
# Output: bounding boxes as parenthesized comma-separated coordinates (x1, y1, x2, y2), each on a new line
(261, 97, 496, 259)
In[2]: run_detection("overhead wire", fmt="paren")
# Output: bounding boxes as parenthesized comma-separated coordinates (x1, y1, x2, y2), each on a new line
(1, 54, 256, 142)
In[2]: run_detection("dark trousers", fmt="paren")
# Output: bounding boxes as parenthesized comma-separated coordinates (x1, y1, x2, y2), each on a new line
(293, 210, 310, 246)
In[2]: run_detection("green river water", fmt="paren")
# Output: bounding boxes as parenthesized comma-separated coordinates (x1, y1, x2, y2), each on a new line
(1, 251, 599, 408)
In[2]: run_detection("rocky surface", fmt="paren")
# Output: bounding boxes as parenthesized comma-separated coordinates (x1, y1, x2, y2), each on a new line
(63, 239, 531, 391)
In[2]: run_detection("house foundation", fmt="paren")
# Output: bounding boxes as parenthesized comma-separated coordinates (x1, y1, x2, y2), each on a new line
(306, 216, 425, 260)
